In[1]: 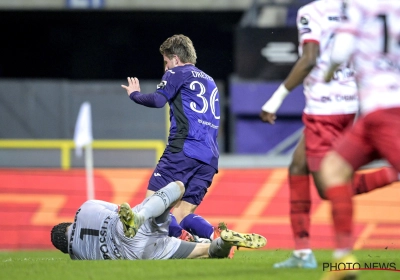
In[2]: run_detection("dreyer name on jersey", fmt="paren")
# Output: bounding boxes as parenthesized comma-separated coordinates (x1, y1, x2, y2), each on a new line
(191, 70, 214, 81)
(158, 70, 214, 90)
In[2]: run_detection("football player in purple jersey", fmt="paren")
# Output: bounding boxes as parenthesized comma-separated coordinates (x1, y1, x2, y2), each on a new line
(121, 34, 229, 252)
(51, 181, 266, 260)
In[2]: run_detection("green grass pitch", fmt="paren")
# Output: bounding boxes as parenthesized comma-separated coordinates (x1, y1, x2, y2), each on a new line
(1, 249, 400, 280)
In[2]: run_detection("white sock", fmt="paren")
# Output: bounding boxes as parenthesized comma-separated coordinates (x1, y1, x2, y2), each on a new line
(293, 249, 312, 259)
(333, 249, 351, 260)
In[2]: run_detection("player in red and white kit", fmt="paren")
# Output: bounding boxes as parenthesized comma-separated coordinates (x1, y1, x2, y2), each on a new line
(321, 0, 400, 279)
(260, 0, 399, 269)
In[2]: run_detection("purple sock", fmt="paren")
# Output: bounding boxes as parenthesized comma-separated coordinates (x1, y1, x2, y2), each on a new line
(180, 213, 214, 239)
(168, 213, 183, 237)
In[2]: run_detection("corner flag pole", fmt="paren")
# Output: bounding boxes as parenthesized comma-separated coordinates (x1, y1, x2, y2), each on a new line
(73, 102, 95, 200)
(84, 142, 95, 200)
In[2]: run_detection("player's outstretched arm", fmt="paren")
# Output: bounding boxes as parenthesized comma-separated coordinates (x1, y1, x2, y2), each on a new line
(121, 76, 167, 108)
(260, 42, 319, 124)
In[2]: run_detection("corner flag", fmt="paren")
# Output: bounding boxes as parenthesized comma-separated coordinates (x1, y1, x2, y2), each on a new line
(73, 102, 93, 157)
(73, 101, 95, 200)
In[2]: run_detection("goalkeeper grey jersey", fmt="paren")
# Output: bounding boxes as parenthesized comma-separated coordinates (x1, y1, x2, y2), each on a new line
(66, 199, 181, 260)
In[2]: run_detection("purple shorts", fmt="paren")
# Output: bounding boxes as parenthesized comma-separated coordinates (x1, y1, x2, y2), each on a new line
(148, 149, 217, 206)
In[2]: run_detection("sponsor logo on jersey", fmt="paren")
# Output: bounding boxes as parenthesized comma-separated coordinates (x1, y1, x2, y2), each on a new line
(321, 96, 332, 103)
(157, 81, 167, 89)
(154, 173, 162, 177)
(328, 16, 340, 21)
(335, 94, 357, 102)
(320, 95, 357, 103)
(99, 216, 113, 260)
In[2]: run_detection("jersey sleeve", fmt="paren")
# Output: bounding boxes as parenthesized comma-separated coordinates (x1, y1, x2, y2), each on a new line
(156, 69, 185, 101)
(129, 91, 167, 108)
(297, 4, 322, 45)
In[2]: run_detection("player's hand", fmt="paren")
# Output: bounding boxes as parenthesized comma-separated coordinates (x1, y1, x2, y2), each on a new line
(260, 111, 277, 124)
(121, 77, 141, 96)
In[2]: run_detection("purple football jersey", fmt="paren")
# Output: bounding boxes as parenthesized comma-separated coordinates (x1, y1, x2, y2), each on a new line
(156, 65, 220, 169)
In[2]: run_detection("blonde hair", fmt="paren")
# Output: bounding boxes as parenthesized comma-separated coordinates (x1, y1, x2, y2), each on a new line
(159, 34, 197, 64)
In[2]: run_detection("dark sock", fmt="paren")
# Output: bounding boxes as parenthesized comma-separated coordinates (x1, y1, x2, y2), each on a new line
(168, 213, 183, 238)
(180, 213, 214, 239)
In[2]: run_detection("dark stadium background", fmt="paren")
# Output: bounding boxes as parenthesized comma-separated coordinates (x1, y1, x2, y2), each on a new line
(0, 10, 243, 152)
(0, 11, 242, 81)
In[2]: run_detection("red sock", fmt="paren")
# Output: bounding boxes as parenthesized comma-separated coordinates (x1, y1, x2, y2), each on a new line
(325, 185, 353, 249)
(352, 167, 398, 195)
(289, 174, 311, 249)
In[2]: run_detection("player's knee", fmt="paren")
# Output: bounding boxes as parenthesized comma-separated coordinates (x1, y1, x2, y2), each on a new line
(157, 181, 185, 208)
(321, 154, 338, 180)
(174, 181, 185, 195)
(320, 152, 353, 191)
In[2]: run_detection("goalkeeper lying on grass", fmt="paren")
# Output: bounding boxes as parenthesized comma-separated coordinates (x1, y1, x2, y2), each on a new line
(51, 181, 267, 260)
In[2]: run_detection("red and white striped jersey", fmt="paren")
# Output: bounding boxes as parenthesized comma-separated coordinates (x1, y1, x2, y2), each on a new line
(333, 0, 400, 115)
(297, 0, 358, 115)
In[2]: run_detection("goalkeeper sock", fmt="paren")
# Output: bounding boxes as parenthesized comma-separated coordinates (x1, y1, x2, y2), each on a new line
(208, 238, 232, 258)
